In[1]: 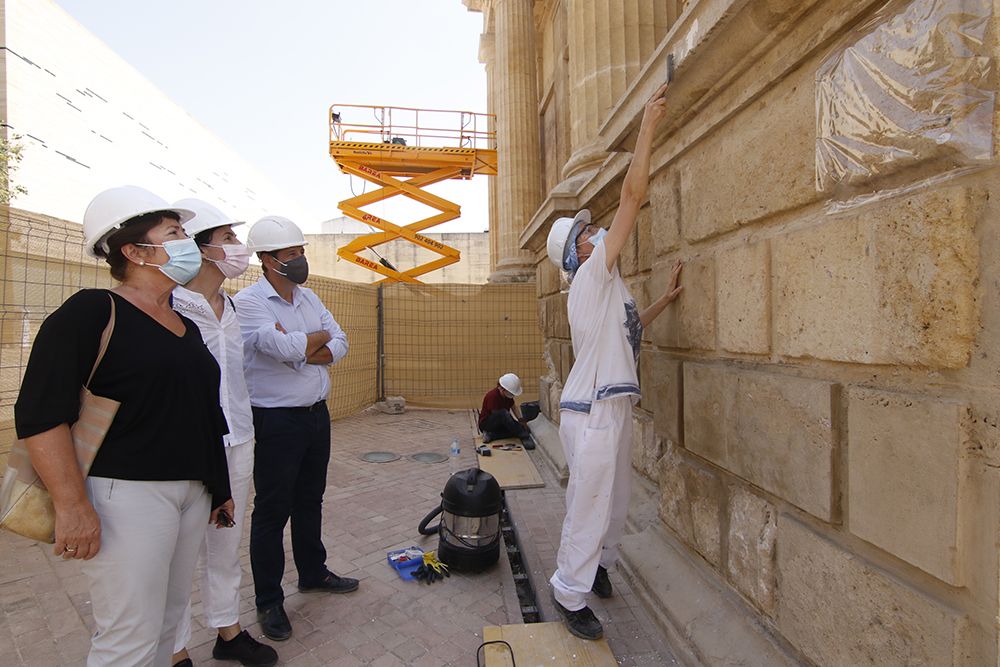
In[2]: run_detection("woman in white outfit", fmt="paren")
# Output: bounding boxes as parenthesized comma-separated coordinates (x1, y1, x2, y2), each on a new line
(545, 83, 683, 640)
(169, 200, 278, 667)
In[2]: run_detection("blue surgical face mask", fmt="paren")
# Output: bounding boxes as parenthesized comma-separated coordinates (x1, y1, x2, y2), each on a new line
(589, 228, 607, 246)
(136, 238, 203, 284)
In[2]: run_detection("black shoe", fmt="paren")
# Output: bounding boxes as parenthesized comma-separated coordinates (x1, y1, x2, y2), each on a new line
(591, 565, 613, 599)
(552, 596, 603, 640)
(172, 660, 193, 667)
(256, 605, 292, 642)
(298, 571, 360, 594)
(520, 435, 536, 450)
(213, 630, 279, 666)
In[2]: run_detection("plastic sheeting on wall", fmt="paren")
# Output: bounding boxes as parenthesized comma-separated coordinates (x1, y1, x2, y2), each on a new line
(815, 0, 994, 194)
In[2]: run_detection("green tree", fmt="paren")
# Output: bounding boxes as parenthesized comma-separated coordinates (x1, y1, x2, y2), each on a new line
(0, 126, 27, 205)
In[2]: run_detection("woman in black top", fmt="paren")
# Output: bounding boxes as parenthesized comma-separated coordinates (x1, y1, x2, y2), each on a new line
(14, 186, 233, 666)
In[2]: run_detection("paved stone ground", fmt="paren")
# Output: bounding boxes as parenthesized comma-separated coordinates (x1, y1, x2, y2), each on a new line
(0, 408, 677, 666)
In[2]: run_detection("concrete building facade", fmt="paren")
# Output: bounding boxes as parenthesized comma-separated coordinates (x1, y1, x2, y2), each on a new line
(466, 0, 1000, 664)
(0, 0, 304, 225)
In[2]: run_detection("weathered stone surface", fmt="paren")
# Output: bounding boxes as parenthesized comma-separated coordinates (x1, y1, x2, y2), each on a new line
(657, 442, 723, 567)
(636, 203, 653, 274)
(619, 215, 639, 278)
(717, 240, 770, 354)
(727, 485, 777, 616)
(847, 388, 969, 585)
(684, 364, 837, 521)
(778, 516, 967, 667)
(678, 64, 816, 242)
(773, 186, 980, 368)
(544, 339, 562, 381)
(631, 411, 659, 481)
(647, 256, 715, 350)
(682, 363, 730, 464)
(640, 350, 682, 444)
(649, 168, 680, 258)
(539, 376, 553, 420)
(537, 257, 561, 297)
(559, 343, 575, 384)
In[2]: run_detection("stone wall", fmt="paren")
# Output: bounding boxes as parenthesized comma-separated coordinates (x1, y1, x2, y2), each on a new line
(472, 0, 1000, 663)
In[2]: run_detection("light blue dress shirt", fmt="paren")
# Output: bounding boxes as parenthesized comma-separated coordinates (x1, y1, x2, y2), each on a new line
(234, 276, 349, 408)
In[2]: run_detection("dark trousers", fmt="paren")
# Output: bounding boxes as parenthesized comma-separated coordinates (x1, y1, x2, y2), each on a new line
(480, 411, 529, 439)
(250, 402, 331, 610)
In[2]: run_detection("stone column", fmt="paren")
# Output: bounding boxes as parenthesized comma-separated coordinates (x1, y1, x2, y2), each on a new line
(490, 0, 541, 282)
(562, 0, 671, 179)
(479, 31, 500, 274)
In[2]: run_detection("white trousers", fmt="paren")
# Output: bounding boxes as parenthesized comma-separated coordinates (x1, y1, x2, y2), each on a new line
(174, 440, 255, 650)
(550, 396, 633, 611)
(82, 477, 210, 667)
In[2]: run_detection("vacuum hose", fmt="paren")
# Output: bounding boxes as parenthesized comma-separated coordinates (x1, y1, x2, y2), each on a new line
(418, 504, 442, 535)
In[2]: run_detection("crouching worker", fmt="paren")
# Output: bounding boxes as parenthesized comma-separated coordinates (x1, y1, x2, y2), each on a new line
(478, 373, 533, 447)
(546, 83, 683, 641)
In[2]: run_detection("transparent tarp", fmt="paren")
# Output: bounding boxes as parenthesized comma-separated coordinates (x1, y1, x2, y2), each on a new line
(816, 0, 994, 193)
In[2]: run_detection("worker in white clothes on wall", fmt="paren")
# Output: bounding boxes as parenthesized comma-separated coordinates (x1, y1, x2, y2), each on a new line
(169, 200, 277, 667)
(545, 82, 683, 641)
(235, 216, 356, 643)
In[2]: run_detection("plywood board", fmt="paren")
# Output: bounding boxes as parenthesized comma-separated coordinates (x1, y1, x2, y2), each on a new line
(481, 622, 617, 666)
(475, 435, 544, 489)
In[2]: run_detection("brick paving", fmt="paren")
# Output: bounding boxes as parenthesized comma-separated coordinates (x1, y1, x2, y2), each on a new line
(0, 408, 677, 666)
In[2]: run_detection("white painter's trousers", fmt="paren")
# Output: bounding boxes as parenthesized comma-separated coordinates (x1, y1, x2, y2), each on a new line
(175, 439, 255, 650)
(550, 395, 633, 611)
(82, 477, 210, 667)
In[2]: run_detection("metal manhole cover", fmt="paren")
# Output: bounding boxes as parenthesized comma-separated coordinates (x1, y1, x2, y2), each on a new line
(361, 451, 401, 463)
(409, 452, 448, 464)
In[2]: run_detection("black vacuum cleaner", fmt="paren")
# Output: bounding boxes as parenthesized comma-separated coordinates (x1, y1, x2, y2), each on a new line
(418, 468, 503, 572)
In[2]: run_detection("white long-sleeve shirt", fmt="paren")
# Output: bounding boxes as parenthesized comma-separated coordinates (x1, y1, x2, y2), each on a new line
(233, 276, 349, 408)
(171, 285, 255, 446)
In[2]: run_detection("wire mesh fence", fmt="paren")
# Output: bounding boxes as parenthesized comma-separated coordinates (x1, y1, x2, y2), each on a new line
(0, 207, 544, 464)
(382, 282, 544, 409)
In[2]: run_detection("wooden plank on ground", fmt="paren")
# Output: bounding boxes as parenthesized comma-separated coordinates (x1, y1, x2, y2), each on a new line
(475, 436, 544, 489)
(482, 622, 617, 666)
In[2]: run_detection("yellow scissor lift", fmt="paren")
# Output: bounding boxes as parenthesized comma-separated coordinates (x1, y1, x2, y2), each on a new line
(328, 104, 497, 283)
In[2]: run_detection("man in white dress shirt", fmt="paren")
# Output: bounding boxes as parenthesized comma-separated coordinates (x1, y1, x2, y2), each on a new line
(235, 216, 356, 642)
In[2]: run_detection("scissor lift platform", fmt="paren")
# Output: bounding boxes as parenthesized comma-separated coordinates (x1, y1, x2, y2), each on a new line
(328, 105, 497, 283)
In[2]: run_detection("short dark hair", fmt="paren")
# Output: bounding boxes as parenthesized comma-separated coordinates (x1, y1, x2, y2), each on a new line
(193, 228, 215, 247)
(98, 211, 181, 282)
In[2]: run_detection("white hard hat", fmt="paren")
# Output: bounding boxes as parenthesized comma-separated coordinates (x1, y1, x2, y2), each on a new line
(546, 209, 591, 270)
(246, 215, 309, 252)
(83, 185, 195, 258)
(175, 198, 245, 238)
(499, 373, 523, 397)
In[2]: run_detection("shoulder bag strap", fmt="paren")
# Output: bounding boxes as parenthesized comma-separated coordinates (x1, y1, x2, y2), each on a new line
(84, 294, 117, 389)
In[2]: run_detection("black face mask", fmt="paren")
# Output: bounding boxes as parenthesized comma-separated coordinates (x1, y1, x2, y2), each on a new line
(272, 254, 309, 284)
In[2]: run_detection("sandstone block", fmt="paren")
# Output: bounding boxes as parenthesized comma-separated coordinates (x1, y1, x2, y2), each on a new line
(678, 64, 816, 242)
(647, 256, 715, 350)
(640, 350, 683, 444)
(631, 412, 660, 481)
(847, 388, 969, 585)
(539, 377, 553, 420)
(773, 186, 979, 368)
(537, 258, 561, 297)
(657, 442, 723, 566)
(554, 291, 570, 340)
(727, 485, 777, 616)
(619, 217, 639, 278)
(545, 339, 562, 381)
(636, 204, 653, 274)
(560, 343, 574, 384)
(778, 516, 967, 667)
(649, 168, 680, 257)
(717, 240, 770, 354)
(684, 364, 837, 521)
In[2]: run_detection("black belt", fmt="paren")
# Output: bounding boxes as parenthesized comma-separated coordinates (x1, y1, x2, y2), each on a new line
(256, 401, 327, 413)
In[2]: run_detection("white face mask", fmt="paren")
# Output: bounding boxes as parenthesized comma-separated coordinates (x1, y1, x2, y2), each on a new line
(588, 228, 607, 246)
(204, 242, 251, 279)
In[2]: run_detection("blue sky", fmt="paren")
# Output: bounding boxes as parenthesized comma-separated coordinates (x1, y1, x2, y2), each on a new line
(54, 0, 490, 232)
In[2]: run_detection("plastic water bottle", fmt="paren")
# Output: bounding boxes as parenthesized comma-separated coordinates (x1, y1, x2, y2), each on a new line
(449, 437, 460, 474)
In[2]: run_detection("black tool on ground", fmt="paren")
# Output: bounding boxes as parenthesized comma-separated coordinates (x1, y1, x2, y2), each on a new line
(418, 467, 503, 572)
(476, 445, 491, 456)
